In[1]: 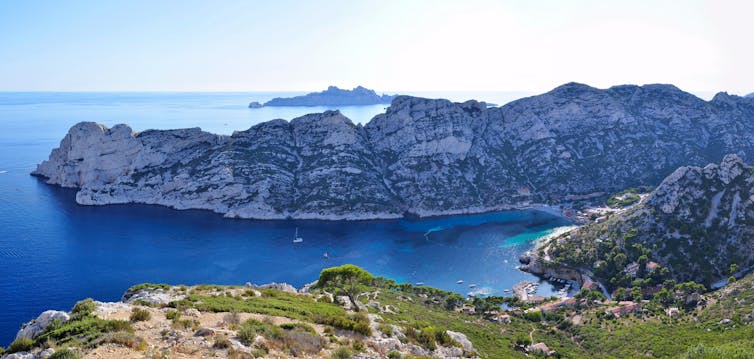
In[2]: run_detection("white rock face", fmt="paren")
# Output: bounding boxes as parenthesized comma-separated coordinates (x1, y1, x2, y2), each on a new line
(2, 352, 36, 359)
(121, 287, 185, 305)
(251, 282, 297, 293)
(446, 330, 474, 352)
(15, 310, 70, 340)
(33, 84, 754, 219)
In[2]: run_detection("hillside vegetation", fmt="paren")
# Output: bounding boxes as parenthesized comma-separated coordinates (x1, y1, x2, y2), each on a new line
(6, 265, 754, 358)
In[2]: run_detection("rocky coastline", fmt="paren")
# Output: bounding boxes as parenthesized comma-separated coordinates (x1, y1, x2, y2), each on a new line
(33, 83, 754, 220)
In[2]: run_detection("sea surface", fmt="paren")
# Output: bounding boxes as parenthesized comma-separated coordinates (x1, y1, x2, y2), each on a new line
(0, 91, 574, 344)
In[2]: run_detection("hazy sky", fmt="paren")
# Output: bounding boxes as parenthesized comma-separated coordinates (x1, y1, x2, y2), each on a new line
(1, 0, 752, 94)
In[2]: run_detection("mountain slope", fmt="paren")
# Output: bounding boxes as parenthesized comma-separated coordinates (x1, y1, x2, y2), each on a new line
(543, 154, 754, 288)
(33, 83, 754, 219)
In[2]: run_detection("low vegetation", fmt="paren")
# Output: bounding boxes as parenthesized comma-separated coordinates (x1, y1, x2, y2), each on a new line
(9, 264, 754, 358)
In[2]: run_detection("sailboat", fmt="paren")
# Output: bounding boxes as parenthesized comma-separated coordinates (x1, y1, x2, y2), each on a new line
(293, 227, 303, 243)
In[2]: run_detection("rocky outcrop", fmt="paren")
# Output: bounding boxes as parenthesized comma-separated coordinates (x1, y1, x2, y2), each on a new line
(121, 286, 186, 305)
(518, 251, 586, 285)
(547, 155, 754, 286)
(263, 85, 396, 106)
(34, 83, 754, 220)
(250, 282, 297, 294)
(15, 311, 70, 340)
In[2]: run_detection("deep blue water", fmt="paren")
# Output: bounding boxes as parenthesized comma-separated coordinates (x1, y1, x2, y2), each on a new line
(0, 91, 571, 345)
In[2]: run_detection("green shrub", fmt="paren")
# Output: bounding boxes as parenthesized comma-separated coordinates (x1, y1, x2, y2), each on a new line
(224, 311, 241, 325)
(49, 349, 82, 359)
(0, 345, 4, 355)
(129, 308, 151, 322)
(250, 348, 268, 357)
(34, 316, 132, 347)
(237, 319, 283, 343)
(352, 340, 365, 352)
(97, 331, 145, 349)
(71, 298, 97, 317)
(387, 351, 402, 359)
(127, 283, 171, 292)
(314, 313, 371, 336)
(331, 346, 353, 359)
(378, 323, 393, 337)
(165, 310, 181, 321)
(523, 310, 543, 322)
(7, 337, 33, 353)
(279, 322, 317, 335)
(403, 326, 440, 350)
(228, 349, 253, 359)
(172, 319, 200, 330)
(213, 334, 232, 349)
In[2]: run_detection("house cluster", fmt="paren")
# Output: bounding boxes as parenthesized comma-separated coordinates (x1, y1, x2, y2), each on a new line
(604, 301, 643, 318)
(624, 261, 660, 278)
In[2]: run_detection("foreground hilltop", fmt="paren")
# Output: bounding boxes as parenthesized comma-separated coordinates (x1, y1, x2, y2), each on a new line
(527, 155, 754, 291)
(255, 86, 396, 107)
(6, 265, 754, 358)
(33, 83, 754, 220)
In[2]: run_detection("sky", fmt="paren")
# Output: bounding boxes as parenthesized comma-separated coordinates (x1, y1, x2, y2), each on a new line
(0, 0, 752, 94)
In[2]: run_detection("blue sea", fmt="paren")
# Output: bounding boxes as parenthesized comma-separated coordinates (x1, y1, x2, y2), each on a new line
(0, 91, 572, 344)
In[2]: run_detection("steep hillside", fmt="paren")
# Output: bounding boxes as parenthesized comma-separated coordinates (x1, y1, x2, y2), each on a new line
(33, 83, 754, 219)
(539, 154, 754, 289)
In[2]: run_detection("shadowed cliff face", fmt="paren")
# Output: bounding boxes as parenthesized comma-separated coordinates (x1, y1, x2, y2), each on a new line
(33, 83, 754, 220)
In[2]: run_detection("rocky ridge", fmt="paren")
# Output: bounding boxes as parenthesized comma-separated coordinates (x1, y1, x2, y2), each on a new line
(261, 86, 395, 107)
(533, 155, 754, 288)
(33, 83, 754, 220)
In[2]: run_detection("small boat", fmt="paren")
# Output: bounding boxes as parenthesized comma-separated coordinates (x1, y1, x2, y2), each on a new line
(469, 284, 477, 289)
(293, 228, 303, 243)
(323, 252, 329, 259)
(457, 280, 464, 284)
(416, 282, 425, 286)
(503, 289, 511, 293)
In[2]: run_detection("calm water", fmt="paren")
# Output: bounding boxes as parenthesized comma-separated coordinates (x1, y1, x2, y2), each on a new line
(0, 91, 572, 344)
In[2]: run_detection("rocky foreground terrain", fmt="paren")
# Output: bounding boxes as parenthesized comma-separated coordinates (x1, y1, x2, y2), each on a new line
(1, 282, 478, 359)
(33, 83, 754, 220)
(7, 265, 754, 358)
(260, 86, 396, 107)
(524, 155, 754, 289)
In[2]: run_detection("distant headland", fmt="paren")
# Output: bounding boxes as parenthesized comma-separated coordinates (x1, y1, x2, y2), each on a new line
(250, 85, 396, 107)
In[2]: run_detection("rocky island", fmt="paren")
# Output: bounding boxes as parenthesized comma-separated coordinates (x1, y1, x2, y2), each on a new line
(255, 86, 396, 107)
(33, 83, 754, 220)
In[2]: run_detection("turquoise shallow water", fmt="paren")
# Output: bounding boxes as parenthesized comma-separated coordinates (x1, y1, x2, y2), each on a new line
(0, 91, 566, 344)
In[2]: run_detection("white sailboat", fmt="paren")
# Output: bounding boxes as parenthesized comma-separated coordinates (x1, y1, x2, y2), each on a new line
(293, 227, 303, 243)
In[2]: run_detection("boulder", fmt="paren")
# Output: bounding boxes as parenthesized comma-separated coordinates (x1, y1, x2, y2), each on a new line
(446, 330, 474, 352)
(15, 310, 70, 340)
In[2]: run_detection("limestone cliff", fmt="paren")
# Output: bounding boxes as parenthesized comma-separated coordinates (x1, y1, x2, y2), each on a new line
(33, 83, 754, 220)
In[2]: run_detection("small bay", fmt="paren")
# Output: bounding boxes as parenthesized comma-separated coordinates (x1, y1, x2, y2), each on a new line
(0, 91, 565, 344)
